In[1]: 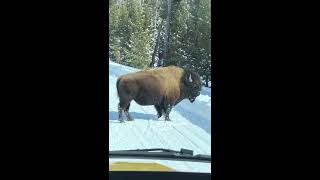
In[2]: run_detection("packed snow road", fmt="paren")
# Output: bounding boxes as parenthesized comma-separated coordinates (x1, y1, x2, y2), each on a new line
(109, 61, 211, 172)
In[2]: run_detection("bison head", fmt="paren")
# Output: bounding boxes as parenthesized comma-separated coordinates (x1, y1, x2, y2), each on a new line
(182, 70, 202, 103)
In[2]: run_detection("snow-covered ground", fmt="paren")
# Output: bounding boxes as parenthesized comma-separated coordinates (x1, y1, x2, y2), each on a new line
(109, 61, 211, 173)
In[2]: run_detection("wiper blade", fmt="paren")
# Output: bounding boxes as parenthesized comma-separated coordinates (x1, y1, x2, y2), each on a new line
(124, 148, 192, 154)
(109, 148, 211, 163)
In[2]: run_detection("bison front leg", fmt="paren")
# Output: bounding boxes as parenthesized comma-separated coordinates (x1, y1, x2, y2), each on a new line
(164, 104, 173, 121)
(154, 105, 163, 118)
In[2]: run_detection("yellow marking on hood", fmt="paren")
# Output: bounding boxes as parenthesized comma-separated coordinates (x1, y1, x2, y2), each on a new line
(109, 162, 175, 172)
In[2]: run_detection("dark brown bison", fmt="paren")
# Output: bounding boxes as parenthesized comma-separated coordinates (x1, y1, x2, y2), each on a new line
(116, 66, 202, 122)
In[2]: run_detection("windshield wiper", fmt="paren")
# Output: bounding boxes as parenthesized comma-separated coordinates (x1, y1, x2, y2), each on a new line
(109, 148, 211, 163)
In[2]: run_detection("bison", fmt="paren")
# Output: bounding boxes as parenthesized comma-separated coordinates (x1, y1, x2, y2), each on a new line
(116, 66, 202, 122)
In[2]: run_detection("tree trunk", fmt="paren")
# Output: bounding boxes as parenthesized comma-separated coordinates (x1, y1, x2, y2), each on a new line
(194, 0, 200, 47)
(162, 0, 182, 67)
(115, 49, 121, 64)
(171, 0, 182, 22)
(150, 0, 160, 68)
(205, 76, 209, 87)
(157, 51, 163, 67)
(163, 0, 171, 66)
(150, 22, 162, 67)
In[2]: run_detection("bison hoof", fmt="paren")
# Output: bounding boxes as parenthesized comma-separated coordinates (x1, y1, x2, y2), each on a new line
(165, 118, 171, 121)
(119, 120, 125, 123)
(127, 118, 134, 121)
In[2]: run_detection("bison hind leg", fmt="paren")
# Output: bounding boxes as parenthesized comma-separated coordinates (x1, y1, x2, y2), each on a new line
(119, 100, 134, 122)
(118, 103, 125, 123)
(124, 103, 134, 121)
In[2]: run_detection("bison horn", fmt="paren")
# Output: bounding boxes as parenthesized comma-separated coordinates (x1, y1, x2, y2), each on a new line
(188, 74, 193, 82)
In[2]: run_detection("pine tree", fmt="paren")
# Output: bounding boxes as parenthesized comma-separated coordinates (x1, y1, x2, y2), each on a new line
(109, 0, 212, 86)
(120, 0, 152, 69)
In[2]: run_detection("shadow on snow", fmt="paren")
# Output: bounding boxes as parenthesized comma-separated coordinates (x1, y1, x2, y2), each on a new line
(109, 111, 158, 122)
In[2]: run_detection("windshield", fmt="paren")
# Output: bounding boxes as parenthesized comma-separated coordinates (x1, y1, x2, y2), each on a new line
(109, 0, 212, 173)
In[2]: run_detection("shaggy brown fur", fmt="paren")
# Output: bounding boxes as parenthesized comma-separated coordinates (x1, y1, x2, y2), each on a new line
(116, 66, 202, 122)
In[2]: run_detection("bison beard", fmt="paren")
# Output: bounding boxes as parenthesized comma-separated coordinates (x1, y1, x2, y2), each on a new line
(116, 66, 201, 122)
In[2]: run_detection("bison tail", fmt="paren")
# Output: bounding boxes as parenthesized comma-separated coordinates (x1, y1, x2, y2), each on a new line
(116, 77, 121, 98)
